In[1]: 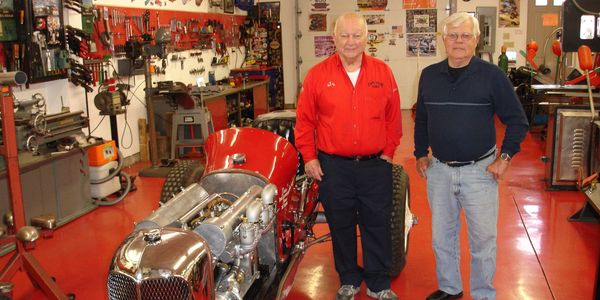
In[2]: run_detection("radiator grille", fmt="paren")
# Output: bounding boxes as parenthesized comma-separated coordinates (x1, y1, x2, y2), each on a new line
(108, 273, 138, 300)
(140, 277, 190, 300)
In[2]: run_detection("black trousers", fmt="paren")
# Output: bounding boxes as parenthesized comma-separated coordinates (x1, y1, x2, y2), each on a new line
(318, 152, 393, 292)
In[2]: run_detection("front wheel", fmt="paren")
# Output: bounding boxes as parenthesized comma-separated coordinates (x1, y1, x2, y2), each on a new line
(390, 164, 414, 277)
(159, 160, 204, 204)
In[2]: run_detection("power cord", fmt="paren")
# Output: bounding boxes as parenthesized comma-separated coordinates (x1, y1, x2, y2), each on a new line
(89, 115, 106, 135)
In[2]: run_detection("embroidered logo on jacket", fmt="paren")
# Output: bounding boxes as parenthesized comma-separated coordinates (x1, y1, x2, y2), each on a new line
(368, 81, 384, 88)
(327, 81, 336, 87)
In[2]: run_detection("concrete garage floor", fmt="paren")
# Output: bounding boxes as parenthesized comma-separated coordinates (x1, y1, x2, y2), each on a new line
(3, 110, 599, 299)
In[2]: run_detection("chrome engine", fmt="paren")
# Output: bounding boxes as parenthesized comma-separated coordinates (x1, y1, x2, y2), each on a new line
(108, 182, 279, 300)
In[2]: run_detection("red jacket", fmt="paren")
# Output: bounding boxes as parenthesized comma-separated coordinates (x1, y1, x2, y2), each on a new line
(295, 53, 402, 163)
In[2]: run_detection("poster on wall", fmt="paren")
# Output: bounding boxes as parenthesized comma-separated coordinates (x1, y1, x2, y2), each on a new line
(309, 14, 327, 31)
(406, 9, 437, 33)
(367, 29, 386, 55)
(315, 36, 336, 57)
(223, 0, 234, 14)
(357, 0, 388, 11)
(499, 0, 520, 27)
(258, 2, 280, 19)
(403, 0, 436, 9)
(365, 14, 386, 25)
(406, 34, 437, 56)
(392, 25, 404, 38)
(311, 0, 331, 12)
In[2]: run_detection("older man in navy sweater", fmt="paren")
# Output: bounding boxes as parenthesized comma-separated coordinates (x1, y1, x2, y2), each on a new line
(414, 12, 528, 300)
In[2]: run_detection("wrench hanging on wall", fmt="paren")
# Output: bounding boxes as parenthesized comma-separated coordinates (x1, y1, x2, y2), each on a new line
(100, 7, 114, 51)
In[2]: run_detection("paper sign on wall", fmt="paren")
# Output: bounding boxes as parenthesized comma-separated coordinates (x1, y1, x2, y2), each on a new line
(403, 0, 436, 9)
(542, 13, 558, 27)
(314, 36, 336, 57)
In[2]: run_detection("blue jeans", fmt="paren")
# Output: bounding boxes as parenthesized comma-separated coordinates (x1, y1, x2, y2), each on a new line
(426, 153, 498, 300)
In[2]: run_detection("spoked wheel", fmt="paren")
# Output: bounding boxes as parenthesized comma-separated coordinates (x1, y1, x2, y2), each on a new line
(390, 164, 415, 277)
(159, 160, 204, 204)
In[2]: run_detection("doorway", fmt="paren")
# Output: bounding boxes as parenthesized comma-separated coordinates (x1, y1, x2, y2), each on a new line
(526, 0, 564, 83)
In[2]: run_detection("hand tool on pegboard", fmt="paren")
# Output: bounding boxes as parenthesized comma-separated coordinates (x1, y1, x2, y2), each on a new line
(68, 59, 94, 92)
(132, 16, 143, 34)
(12, 44, 20, 71)
(125, 17, 132, 41)
(111, 8, 117, 27)
(99, 7, 114, 51)
(142, 10, 151, 40)
(66, 25, 91, 58)
(90, 62, 97, 85)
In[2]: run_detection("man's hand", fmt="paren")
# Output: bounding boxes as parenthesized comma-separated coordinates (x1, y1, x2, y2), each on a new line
(416, 156, 430, 178)
(486, 157, 510, 179)
(305, 159, 324, 181)
(380, 155, 392, 163)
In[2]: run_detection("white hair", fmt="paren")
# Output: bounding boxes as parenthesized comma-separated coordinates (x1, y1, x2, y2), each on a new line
(443, 12, 480, 36)
(333, 13, 368, 37)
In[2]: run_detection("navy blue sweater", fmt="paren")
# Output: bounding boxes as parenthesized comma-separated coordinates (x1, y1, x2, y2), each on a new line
(413, 57, 528, 162)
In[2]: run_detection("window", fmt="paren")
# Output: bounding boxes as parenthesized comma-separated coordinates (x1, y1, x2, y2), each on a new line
(537, 0, 564, 6)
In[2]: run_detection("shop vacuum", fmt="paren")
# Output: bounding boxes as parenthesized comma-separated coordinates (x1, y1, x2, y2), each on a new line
(87, 140, 132, 206)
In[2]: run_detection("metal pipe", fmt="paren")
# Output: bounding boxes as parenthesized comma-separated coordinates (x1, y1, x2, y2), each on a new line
(586, 72, 596, 121)
(0, 71, 27, 86)
(44, 123, 87, 137)
(43, 111, 85, 122)
(46, 119, 87, 130)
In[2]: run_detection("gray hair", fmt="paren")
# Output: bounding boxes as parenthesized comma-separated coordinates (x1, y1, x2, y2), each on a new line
(443, 12, 480, 36)
(333, 13, 368, 37)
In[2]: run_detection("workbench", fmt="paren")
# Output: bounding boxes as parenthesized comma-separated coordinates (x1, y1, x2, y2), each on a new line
(0, 148, 95, 229)
(202, 80, 269, 130)
(149, 80, 270, 159)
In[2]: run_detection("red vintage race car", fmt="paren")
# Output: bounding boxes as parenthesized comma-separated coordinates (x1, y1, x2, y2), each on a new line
(107, 110, 415, 299)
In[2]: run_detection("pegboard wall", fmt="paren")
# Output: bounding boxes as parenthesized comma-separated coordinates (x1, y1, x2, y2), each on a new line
(62, 3, 249, 94)
(90, 5, 246, 58)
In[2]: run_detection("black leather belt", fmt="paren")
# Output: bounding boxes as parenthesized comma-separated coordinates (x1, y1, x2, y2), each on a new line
(439, 150, 495, 167)
(319, 151, 382, 162)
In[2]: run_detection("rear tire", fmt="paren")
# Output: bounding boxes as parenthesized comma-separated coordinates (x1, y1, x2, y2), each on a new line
(390, 164, 410, 277)
(160, 160, 204, 203)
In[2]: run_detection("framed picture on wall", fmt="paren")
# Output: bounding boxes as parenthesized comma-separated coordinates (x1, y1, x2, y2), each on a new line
(223, 0, 234, 13)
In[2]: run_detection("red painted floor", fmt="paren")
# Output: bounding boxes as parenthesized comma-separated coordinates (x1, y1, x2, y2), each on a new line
(3, 111, 599, 299)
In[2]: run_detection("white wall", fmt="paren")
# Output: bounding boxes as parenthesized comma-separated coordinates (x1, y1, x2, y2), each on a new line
(284, 0, 529, 109)
(280, 1, 298, 109)
(13, 0, 247, 159)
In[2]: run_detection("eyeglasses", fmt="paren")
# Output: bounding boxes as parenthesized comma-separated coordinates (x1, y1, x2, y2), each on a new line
(445, 32, 474, 41)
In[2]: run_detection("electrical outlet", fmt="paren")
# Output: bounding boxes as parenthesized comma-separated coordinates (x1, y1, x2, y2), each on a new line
(580, 15, 595, 40)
